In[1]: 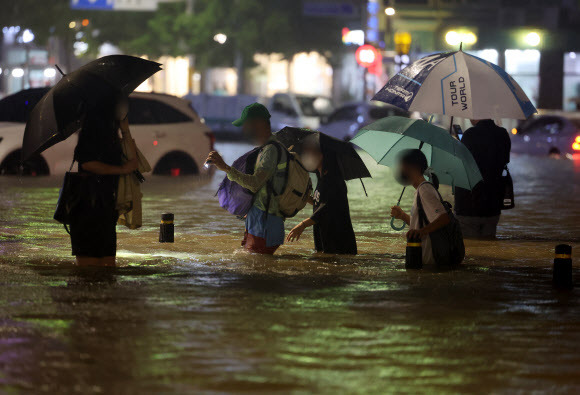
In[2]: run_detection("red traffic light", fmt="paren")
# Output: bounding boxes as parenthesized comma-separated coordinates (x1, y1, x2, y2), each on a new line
(355, 45, 380, 68)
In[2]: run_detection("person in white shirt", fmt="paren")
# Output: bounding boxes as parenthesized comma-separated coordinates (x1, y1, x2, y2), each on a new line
(390, 149, 450, 265)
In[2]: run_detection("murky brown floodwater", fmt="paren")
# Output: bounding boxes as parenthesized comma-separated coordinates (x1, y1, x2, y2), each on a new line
(0, 142, 579, 394)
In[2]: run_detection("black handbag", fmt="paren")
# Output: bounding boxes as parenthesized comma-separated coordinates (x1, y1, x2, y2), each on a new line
(53, 161, 102, 232)
(54, 162, 83, 232)
(501, 166, 515, 210)
(417, 184, 465, 268)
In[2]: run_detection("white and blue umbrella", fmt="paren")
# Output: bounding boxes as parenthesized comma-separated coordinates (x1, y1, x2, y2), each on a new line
(373, 50, 536, 120)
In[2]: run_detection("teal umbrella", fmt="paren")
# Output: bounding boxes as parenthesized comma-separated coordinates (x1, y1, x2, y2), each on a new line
(351, 116, 482, 230)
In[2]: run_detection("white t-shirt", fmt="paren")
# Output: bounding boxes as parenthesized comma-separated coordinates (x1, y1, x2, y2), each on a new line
(410, 182, 446, 265)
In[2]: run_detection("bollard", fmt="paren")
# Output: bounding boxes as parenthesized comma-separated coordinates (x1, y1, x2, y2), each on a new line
(159, 213, 174, 243)
(553, 244, 573, 289)
(405, 236, 422, 269)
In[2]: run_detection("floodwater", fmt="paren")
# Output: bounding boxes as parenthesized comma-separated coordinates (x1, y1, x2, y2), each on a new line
(0, 142, 579, 394)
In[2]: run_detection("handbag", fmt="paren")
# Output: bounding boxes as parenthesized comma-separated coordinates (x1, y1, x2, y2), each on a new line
(501, 166, 515, 210)
(54, 161, 82, 232)
(417, 184, 465, 268)
(53, 161, 103, 233)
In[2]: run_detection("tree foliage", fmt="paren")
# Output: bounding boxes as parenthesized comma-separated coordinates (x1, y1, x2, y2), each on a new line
(1, 0, 349, 68)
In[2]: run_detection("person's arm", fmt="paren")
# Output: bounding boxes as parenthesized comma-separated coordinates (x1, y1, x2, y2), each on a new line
(81, 160, 137, 175)
(206, 146, 276, 193)
(407, 184, 449, 238)
(407, 212, 449, 239)
(306, 195, 315, 205)
(287, 218, 316, 242)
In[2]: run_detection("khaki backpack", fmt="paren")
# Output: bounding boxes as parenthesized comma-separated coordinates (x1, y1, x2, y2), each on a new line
(267, 143, 312, 218)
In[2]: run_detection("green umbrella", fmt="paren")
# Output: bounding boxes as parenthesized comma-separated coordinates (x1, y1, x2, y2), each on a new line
(351, 116, 482, 230)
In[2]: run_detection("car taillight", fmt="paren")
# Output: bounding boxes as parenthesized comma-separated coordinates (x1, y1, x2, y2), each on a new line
(572, 135, 580, 151)
(205, 131, 216, 151)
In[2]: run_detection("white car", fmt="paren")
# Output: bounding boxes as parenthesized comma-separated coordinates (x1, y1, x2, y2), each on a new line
(269, 93, 334, 131)
(0, 90, 216, 176)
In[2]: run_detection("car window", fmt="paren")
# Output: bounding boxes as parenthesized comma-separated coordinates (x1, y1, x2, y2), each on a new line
(272, 95, 296, 116)
(328, 105, 358, 123)
(0, 88, 50, 123)
(519, 117, 566, 135)
(128, 98, 159, 125)
(149, 99, 193, 124)
(128, 97, 193, 125)
(296, 96, 334, 117)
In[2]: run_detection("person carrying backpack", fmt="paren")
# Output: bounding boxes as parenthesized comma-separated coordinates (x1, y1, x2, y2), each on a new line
(207, 103, 310, 254)
(390, 149, 464, 266)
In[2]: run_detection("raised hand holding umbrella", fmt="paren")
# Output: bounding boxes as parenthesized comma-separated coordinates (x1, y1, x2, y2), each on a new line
(351, 116, 482, 231)
(372, 45, 536, 129)
(275, 126, 371, 183)
(22, 55, 161, 165)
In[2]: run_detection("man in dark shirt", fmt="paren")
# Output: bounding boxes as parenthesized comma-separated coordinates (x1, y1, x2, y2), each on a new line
(454, 119, 511, 238)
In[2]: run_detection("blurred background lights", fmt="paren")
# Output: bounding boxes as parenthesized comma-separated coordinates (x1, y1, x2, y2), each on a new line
(11, 68, 24, 78)
(21, 29, 34, 43)
(524, 31, 541, 47)
(445, 30, 477, 46)
(213, 33, 227, 44)
(44, 68, 57, 78)
(385, 7, 395, 16)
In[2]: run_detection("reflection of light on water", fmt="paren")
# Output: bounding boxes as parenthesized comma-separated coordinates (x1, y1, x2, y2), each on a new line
(1, 143, 580, 393)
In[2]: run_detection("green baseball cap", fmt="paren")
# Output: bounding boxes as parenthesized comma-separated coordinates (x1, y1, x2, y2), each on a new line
(232, 102, 271, 127)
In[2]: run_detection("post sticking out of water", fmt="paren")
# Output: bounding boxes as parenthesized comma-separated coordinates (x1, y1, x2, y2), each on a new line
(553, 244, 573, 289)
(405, 236, 422, 270)
(160, 213, 174, 243)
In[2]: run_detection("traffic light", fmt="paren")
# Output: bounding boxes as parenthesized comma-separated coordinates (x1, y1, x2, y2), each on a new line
(394, 32, 412, 55)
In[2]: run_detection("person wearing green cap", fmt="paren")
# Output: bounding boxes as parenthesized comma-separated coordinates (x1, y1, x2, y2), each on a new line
(205, 103, 288, 254)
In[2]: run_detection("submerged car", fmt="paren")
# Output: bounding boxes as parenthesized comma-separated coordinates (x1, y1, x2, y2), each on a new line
(512, 111, 580, 158)
(0, 89, 215, 176)
(318, 101, 409, 141)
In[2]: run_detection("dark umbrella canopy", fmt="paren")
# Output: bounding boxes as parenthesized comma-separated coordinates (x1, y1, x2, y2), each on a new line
(22, 55, 161, 161)
(275, 127, 371, 181)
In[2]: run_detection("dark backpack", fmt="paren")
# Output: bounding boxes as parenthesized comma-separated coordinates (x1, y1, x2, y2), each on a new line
(417, 183, 465, 267)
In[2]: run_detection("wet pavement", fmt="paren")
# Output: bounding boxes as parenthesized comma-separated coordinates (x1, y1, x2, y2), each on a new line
(0, 142, 579, 393)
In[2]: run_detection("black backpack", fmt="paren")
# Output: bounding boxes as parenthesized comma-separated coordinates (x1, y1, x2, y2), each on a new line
(417, 183, 465, 267)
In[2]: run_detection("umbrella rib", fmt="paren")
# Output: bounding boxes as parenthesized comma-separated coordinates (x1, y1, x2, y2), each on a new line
(376, 134, 406, 164)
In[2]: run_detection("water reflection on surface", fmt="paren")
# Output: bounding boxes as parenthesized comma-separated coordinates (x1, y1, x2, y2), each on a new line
(0, 142, 579, 393)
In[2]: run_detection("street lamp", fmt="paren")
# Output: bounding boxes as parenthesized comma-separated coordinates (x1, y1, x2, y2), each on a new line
(385, 7, 395, 16)
(524, 32, 541, 47)
(21, 29, 34, 44)
(213, 33, 227, 44)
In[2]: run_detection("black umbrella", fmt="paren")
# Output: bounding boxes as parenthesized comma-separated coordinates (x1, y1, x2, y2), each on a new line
(22, 55, 161, 161)
(275, 127, 372, 182)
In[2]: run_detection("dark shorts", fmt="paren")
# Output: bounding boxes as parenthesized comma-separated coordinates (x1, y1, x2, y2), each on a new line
(241, 231, 280, 255)
(69, 206, 118, 258)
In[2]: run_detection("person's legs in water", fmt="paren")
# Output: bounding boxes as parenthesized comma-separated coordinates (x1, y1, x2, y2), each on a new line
(456, 215, 499, 238)
(479, 215, 500, 238)
(101, 256, 116, 267)
(76, 256, 103, 266)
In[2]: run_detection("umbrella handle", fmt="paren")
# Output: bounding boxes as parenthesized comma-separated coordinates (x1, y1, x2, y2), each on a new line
(390, 214, 407, 231)
(390, 186, 407, 231)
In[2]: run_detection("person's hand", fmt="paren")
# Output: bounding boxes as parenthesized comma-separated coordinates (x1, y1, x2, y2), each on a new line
(391, 205, 406, 220)
(122, 157, 139, 174)
(119, 117, 130, 134)
(287, 223, 306, 242)
(205, 151, 230, 172)
(406, 228, 426, 240)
